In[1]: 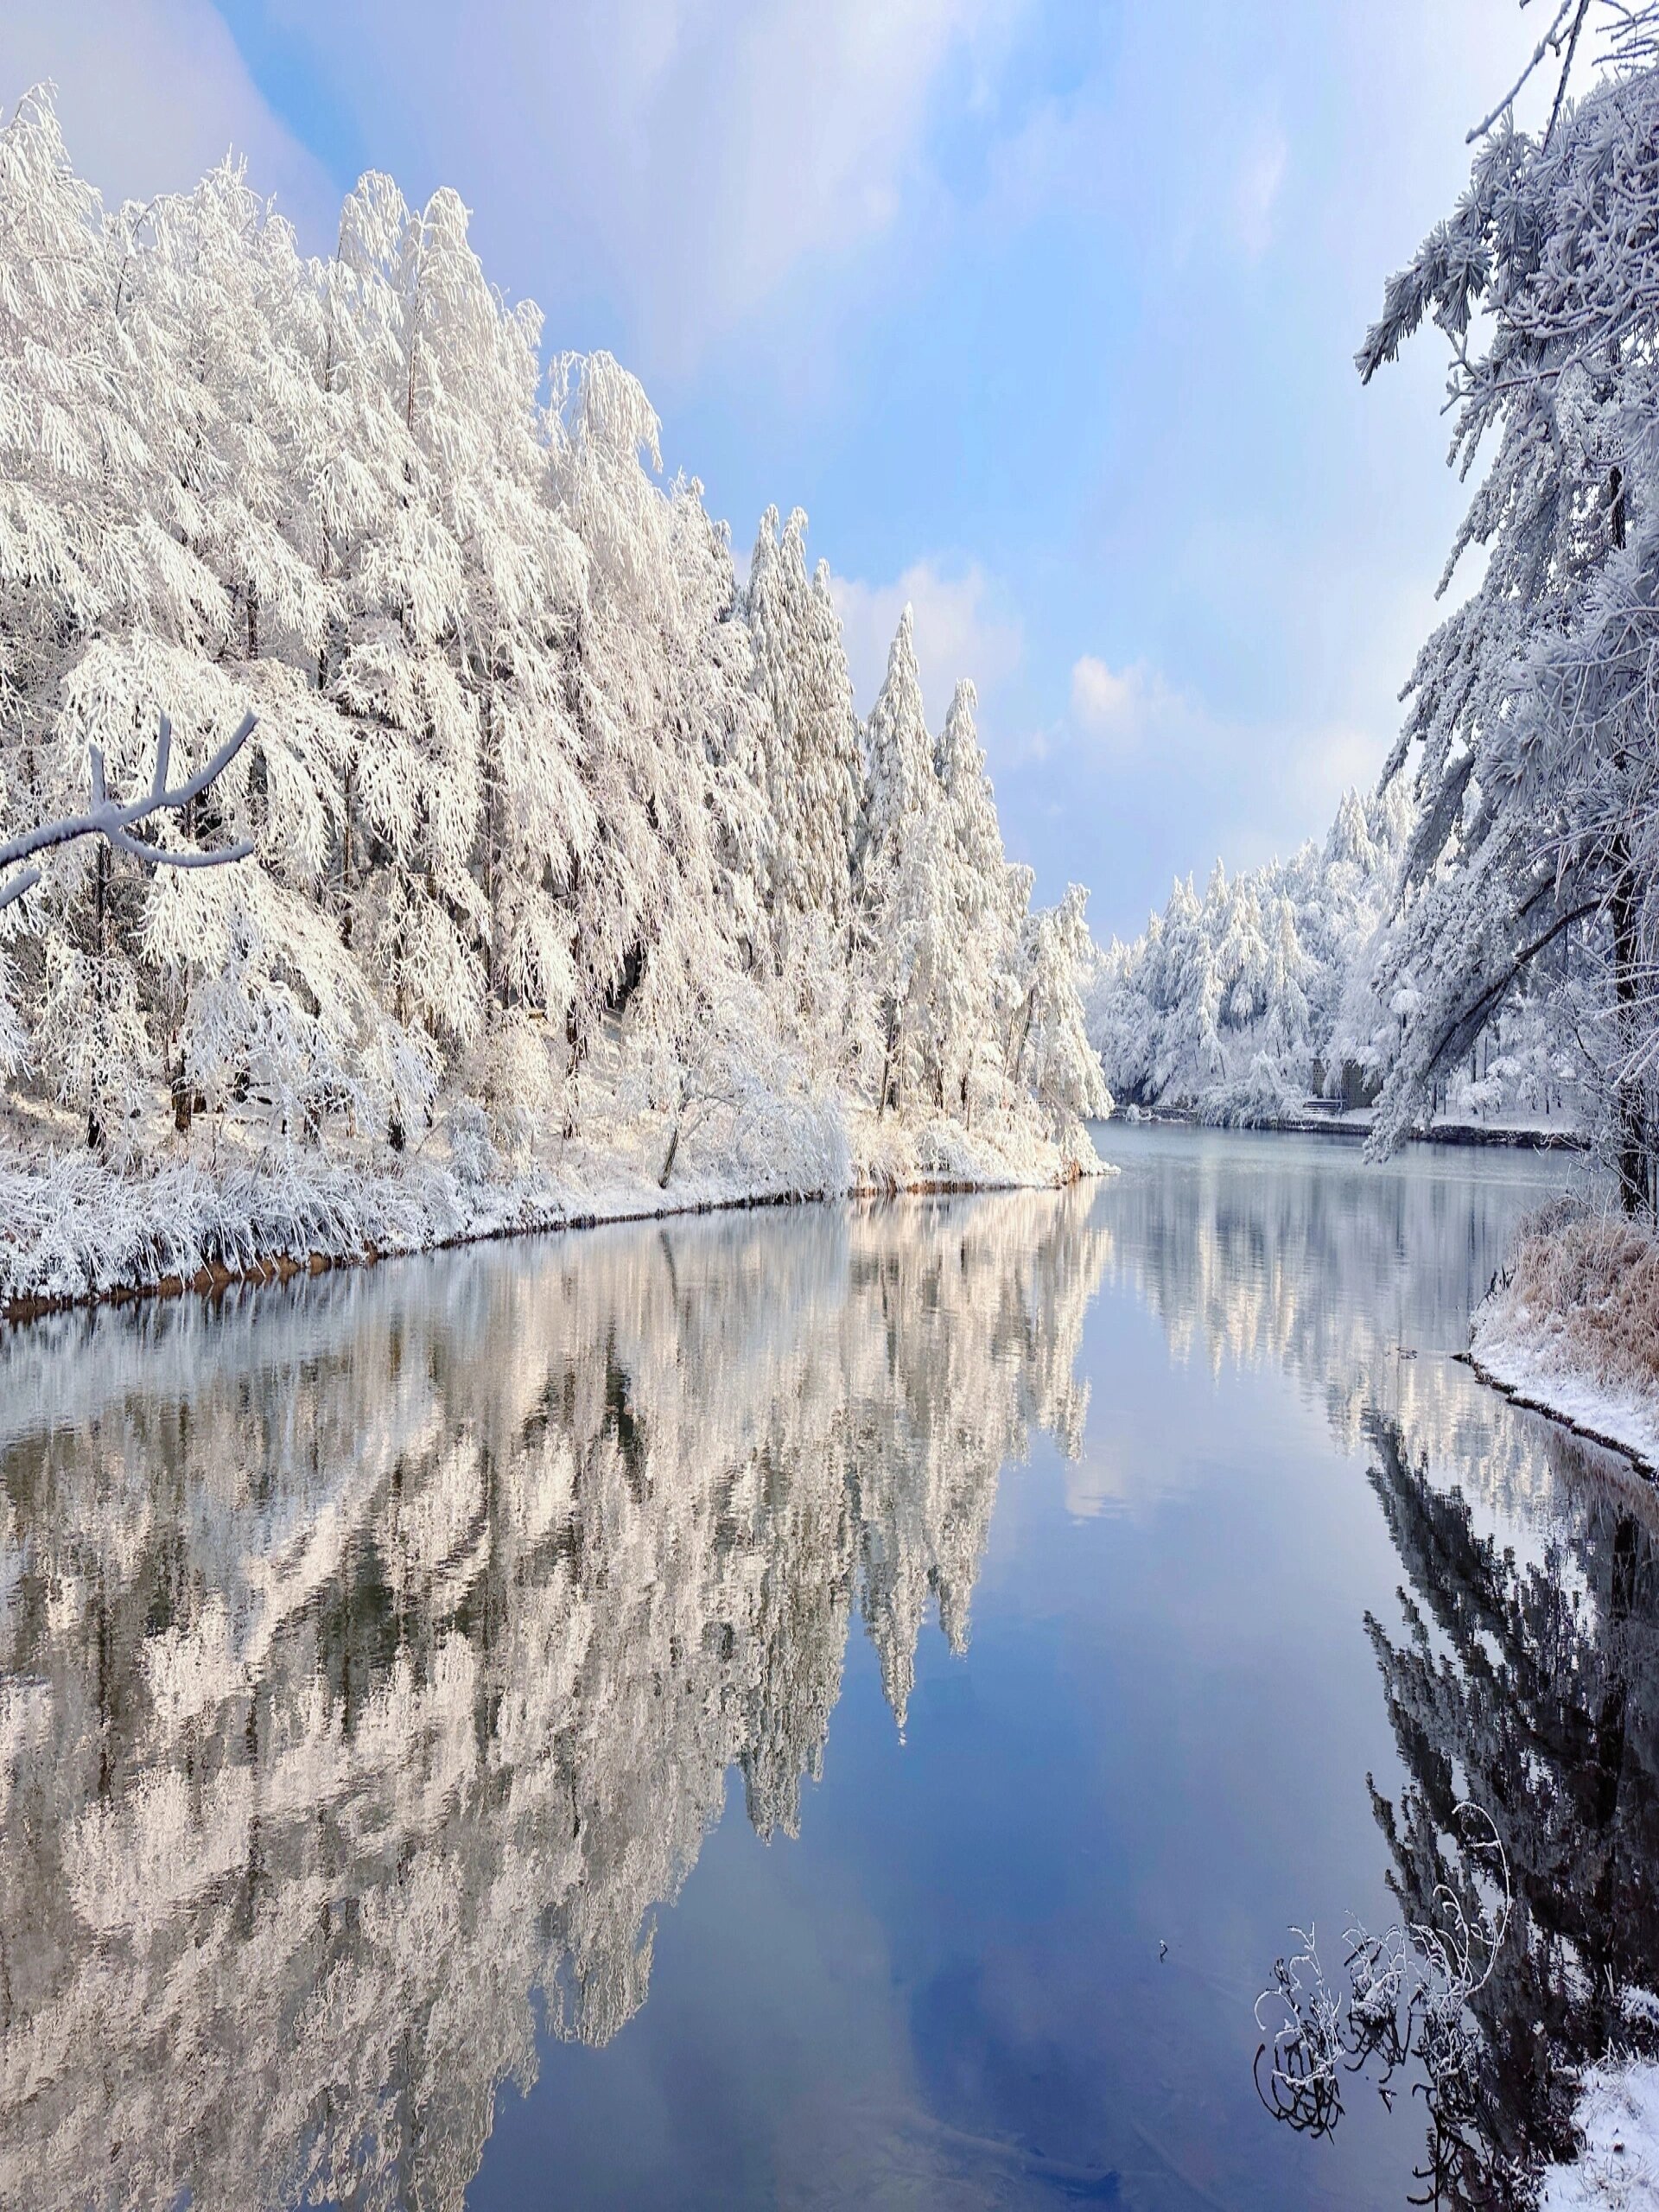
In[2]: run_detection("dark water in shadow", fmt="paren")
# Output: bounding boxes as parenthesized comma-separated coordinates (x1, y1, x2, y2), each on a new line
(0, 1124, 1649, 2209)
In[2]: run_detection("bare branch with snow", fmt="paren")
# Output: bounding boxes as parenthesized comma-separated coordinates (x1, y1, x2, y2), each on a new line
(0, 710, 257, 912)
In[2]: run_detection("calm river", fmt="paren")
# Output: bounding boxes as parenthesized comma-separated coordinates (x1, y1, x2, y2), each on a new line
(1, 1124, 1651, 2209)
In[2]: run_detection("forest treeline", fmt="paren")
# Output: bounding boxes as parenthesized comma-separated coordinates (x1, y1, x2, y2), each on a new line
(1086, 780, 1586, 1132)
(0, 88, 1104, 1209)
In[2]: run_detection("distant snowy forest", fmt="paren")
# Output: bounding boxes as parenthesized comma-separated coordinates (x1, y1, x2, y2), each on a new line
(0, 86, 1106, 1299)
(1085, 779, 1587, 1130)
(1086, 786, 1414, 1125)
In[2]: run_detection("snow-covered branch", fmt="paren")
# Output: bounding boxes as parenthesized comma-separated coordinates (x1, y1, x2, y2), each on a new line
(1465, 0, 1587, 143)
(0, 710, 256, 912)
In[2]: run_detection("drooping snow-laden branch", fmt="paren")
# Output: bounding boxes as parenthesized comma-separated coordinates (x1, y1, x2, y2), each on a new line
(1424, 899, 1601, 1083)
(0, 711, 257, 912)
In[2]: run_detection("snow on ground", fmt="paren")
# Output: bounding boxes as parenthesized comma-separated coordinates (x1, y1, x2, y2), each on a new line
(1287, 1104, 1584, 1146)
(1541, 2057, 1659, 2209)
(0, 1091, 1111, 1317)
(1469, 1212, 1659, 1473)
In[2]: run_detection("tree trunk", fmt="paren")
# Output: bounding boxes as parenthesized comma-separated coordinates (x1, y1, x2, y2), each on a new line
(658, 1118, 682, 1189)
(87, 842, 110, 1152)
(484, 695, 498, 1002)
(340, 758, 355, 947)
(1611, 841, 1649, 1217)
(1011, 989, 1035, 1085)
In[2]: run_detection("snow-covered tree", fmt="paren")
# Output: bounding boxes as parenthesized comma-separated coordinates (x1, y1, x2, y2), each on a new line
(858, 605, 932, 889)
(1012, 883, 1112, 1132)
(1090, 785, 1413, 1123)
(0, 81, 1091, 1205)
(858, 607, 944, 1114)
(1355, 0, 1659, 1209)
(935, 680, 1023, 1119)
(744, 506, 862, 964)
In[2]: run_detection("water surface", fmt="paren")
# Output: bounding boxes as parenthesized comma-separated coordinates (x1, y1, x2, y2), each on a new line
(1, 1124, 1652, 2209)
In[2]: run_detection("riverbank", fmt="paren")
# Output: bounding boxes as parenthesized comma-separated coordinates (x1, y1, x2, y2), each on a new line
(1541, 2053, 1659, 2209)
(1468, 1211, 1659, 1476)
(1282, 1108, 1587, 1151)
(0, 1099, 1110, 1324)
(1111, 1103, 1586, 1152)
(1467, 1214, 1659, 2202)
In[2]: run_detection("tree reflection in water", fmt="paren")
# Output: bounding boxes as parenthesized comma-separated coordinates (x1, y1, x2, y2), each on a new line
(1262, 1410, 1659, 2208)
(1084, 1131, 1659, 2204)
(0, 1188, 1109, 2212)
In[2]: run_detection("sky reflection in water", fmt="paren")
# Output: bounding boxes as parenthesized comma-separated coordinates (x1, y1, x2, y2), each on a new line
(1, 1125, 1649, 2210)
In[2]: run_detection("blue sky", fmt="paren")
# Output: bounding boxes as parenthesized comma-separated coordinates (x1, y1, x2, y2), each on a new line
(9, 1, 1552, 939)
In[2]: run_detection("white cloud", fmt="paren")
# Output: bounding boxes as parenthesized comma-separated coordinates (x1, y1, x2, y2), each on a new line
(254, 0, 1032, 367)
(1068, 655, 1180, 757)
(3, 0, 338, 244)
(830, 557, 1023, 721)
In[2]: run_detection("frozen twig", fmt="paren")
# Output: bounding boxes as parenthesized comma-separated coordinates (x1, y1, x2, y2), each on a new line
(1255, 1805, 1513, 2152)
(0, 709, 257, 911)
(1467, 0, 1589, 143)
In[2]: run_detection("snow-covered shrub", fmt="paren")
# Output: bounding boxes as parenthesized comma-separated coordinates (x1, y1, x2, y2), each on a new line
(1472, 1207, 1659, 1463)
(1256, 1805, 1515, 2191)
(445, 1100, 499, 1190)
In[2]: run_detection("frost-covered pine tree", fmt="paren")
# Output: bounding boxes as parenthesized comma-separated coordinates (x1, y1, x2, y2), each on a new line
(857, 608, 941, 1112)
(804, 555, 864, 926)
(935, 680, 1022, 1119)
(1010, 883, 1112, 1134)
(1355, 0, 1659, 1208)
(859, 606, 933, 887)
(745, 507, 862, 968)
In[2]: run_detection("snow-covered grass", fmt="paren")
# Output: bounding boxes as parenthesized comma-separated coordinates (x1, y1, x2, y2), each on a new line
(1470, 1207, 1659, 1471)
(1540, 2056, 1659, 2209)
(0, 1091, 1109, 1318)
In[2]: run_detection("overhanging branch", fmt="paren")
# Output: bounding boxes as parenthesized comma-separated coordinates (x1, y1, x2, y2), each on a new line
(0, 709, 257, 912)
(1426, 898, 1599, 1075)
